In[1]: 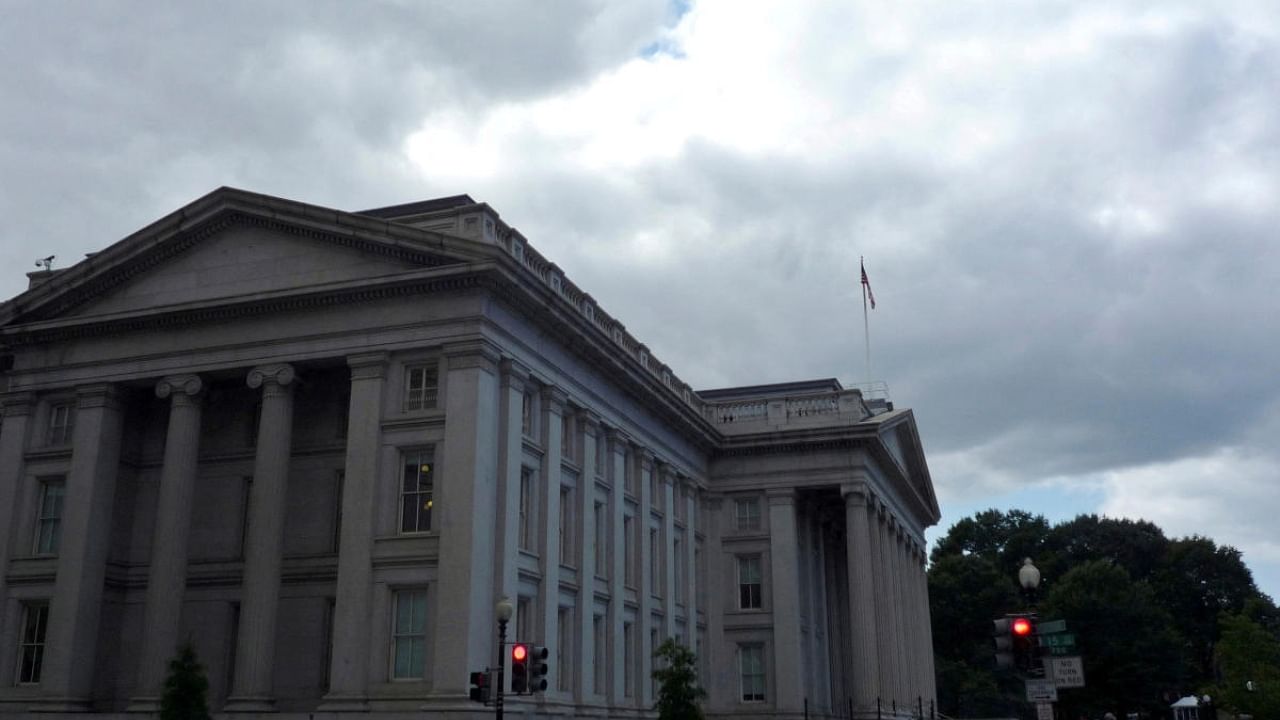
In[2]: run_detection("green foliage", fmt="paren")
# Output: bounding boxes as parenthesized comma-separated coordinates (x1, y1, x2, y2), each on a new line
(652, 638, 706, 720)
(1214, 610, 1280, 719)
(928, 509, 1278, 719)
(160, 644, 211, 720)
(1040, 560, 1185, 718)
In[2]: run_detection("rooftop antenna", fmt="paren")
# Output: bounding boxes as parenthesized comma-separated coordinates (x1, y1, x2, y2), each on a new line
(35, 255, 55, 272)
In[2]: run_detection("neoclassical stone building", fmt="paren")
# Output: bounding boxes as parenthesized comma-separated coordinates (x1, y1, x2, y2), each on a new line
(0, 188, 940, 719)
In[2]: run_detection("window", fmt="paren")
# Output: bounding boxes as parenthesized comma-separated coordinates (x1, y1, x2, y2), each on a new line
(674, 538, 683, 603)
(557, 607, 573, 692)
(595, 434, 608, 478)
(521, 391, 535, 437)
(623, 621, 635, 698)
(623, 516, 636, 587)
(47, 402, 73, 446)
(516, 596, 533, 643)
(16, 602, 48, 684)
(559, 486, 575, 566)
(403, 365, 438, 411)
(594, 502, 608, 578)
(650, 528, 662, 595)
(519, 468, 536, 551)
(400, 451, 434, 533)
(561, 414, 575, 460)
(649, 472, 658, 508)
(391, 590, 427, 679)
(738, 555, 762, 609)
(735, 497, 761, 531)
(651, 628, 660, 698)
(739, 644, 766, 702)
(33, 478, 65, 556)
(593, 614, 607, 695)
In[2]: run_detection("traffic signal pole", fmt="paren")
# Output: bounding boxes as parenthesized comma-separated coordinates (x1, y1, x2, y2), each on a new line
(495, 616, 507, 720)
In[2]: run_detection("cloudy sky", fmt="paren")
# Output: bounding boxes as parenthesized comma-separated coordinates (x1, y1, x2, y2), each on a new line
(3, 1, 1278, 598)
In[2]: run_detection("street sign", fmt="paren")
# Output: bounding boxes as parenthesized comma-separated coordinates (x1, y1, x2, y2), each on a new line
(1026, 678, 1059, 702)
(1038, 702, 1055, 720)
(1038, 619, 1068, 634)
(1046, 645, 1075, 656)
(1046, 656, 1086, 688)
(1040, 633, 1076, 648)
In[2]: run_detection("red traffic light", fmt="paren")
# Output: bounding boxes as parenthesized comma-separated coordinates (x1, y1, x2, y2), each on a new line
(1012, 617, 1033, 636)
(512, 644, 528, 661)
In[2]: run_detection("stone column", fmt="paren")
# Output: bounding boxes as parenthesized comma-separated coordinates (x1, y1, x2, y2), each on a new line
(226, 363, 297, 711)
(494, 359, 528, 696)
(910, 542, 927, 707)
(660, 463, 677, 640)
(129, 375, 205, 711)
(869, 501, 893, 708)
(319, 353, 387, 710)
(842, 484, 880, 713)
(919, 549, 938, 705)
(682, 480, 698, 635)
(0, 393, 34, 685)
(635, 448, 656, 707)
(702, 495, 726, 708)
(429, 343, 501, 694)
(893, 524, 910, 708)
(605, 427, 627, 705)
(768, 488, 805, 712)
(37, 384, 124, 711)
(535, 385, 564, 694)
(575, 412, 600, 700)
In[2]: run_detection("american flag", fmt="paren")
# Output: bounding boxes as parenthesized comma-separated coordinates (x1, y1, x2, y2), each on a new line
(861, 260, 876, 309)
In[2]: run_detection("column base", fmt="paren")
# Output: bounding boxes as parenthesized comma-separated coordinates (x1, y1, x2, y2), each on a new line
(316, 694, 370, 712)
(125, 696, 161, 713)
(222, 696, 278, 713)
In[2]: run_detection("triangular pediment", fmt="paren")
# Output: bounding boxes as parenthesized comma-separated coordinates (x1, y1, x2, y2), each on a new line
(2, 187, 492, 326)
(68, 223, 429, 318)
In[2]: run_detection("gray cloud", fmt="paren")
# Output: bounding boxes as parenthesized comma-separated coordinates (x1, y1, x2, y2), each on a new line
(2, 0, 1278, 596)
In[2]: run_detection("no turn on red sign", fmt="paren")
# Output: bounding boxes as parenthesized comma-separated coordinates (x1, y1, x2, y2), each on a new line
(1047, 656, 1086, 688)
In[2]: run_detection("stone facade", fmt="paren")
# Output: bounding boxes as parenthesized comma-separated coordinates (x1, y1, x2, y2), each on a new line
(0, 189, 941, 719)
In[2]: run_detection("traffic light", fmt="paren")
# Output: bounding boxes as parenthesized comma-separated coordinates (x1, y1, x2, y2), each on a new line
(511, 644, 529, 693)
(468, 670, 490, 703)
(993, 614, 1037, 671)
(527, 645, 550, 693)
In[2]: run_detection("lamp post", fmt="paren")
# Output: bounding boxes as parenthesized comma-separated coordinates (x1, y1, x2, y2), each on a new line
(495, 597, 513, 720)
(1019, 558, 1041, 609)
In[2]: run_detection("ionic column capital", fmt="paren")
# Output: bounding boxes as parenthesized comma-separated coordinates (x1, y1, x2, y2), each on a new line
(156, 374, 203, 402)
(247, 363, 296, 392)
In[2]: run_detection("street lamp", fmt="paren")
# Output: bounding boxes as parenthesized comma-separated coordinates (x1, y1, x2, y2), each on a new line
(1019, 558, 1041, 608)
(495, 597, 514, 720)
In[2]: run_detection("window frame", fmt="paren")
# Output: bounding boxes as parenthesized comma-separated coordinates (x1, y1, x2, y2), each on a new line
(737, 554, 763, 610)
(46, 402, 74, 446)
(593, 501, 608, 578)
(402, 363, 439, 412)
(739, 643, 766, 702)
(399, 449, 435, 534)
(519, 467, 536, 552)
(735, 497, 762, 532)
(16, 601, 49, 685)
(390, 589, 428, 680)
(32, 477, 65, 557)
(559, 485, 575, 567)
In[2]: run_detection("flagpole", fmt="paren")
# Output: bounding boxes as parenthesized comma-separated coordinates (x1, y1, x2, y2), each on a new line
(861, 256, 871, 384)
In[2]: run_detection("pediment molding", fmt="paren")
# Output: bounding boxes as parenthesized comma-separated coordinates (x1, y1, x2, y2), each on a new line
(2, 188, 488, 327)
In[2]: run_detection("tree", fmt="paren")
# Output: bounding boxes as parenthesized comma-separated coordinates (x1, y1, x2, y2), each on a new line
(160, 644, 211, 720)
(1214, 610, 1280, 719)
(1040, 560, 1185, 718)
(652, 638, 706, 720)
(928, 553, 1022, 718)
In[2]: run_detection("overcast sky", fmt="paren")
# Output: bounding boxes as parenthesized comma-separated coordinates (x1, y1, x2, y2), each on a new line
(3, 0, 1278, 599)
